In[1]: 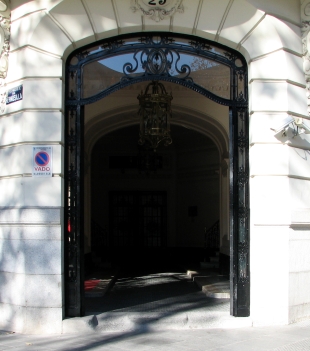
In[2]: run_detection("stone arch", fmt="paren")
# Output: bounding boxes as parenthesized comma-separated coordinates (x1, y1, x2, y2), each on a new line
(64, 31, 250, 318)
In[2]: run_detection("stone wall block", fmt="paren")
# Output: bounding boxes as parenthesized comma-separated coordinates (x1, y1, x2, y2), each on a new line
(0, 207, 61, 224)
(0, 144, 62, 177)
(25, 274, 62, 308)
(289, 240, 310, 272)
(0, 178, 62, 207)
(0, 238, 62, 275)
(0, 302, 26, 333)
(243, 15, 302, 59)
(10, 11, 71, 56)
(0, 302, 62, 334)
(250, 144, 289, 176)
(0, 112, 62, 146)
(24, 306, 62, 334)
(250, 176, 291, 225)
(0, 225, 62, 241)
(250, 226, 289, 325)
(6, 48, 62, 83)
(5, 79, 62, 115)
(289, 302, 310, 323)
(249, 51, 305, 84)
(250, 81, 307, 115)
(0, 272, 26, 306)
(49, 0, 93, 42)
(289, 272, 310, 306)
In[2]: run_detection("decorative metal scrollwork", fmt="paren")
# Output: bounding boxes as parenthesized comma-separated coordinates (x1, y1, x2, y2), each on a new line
(189, 40, 211, 51)
(238, 241, 249, 257)
(102, 40, 125, 51)
(237, 69, 244, 82)
(224, 51, 238, 62)
(238, 130, 247, 153)
(237, 166, 248, 186)
(238, 206, 249, 225)
(236, 92, 246, 102)
(122, 38, 192, 82)
(68, 266, 77, 283)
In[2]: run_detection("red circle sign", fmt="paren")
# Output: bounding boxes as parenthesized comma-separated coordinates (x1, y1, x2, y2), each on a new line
(35, 151, 50, 166)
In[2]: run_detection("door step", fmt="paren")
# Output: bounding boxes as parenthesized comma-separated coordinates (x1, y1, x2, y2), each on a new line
(187, 270, 230, 299)
(193, 277, 230, 299)
(63, 310, 252, 333)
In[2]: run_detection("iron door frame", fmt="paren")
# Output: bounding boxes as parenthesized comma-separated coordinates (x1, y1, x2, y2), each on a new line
(64, 32, 250, 318)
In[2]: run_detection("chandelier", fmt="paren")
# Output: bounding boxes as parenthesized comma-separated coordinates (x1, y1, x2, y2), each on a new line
(138, 80, 173, 151)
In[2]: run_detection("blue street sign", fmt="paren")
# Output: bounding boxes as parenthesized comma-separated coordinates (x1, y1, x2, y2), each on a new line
(6, 85, 23, 105)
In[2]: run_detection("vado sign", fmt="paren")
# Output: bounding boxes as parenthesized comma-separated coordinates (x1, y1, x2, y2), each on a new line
(32, 147, 53, 177)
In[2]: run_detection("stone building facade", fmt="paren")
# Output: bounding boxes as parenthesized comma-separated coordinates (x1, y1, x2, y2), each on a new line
(0, 0, 310, 334)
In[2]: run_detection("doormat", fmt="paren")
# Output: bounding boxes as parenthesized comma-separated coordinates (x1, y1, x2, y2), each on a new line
(84, 269, 119, 297)
(85, 280, 100, 291)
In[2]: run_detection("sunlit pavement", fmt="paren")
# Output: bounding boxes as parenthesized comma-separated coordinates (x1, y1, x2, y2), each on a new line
(2, 267, 309, 350)
(1, 320, 310, 351)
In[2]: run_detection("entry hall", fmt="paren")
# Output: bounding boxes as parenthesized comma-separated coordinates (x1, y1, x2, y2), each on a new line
(81, 81, 231, 324)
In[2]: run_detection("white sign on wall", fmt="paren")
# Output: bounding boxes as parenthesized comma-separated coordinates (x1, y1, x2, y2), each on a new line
(32, 146, 53, 177)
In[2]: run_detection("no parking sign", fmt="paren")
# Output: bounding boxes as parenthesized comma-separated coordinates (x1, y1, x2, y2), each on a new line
(32, 147, 53, 177)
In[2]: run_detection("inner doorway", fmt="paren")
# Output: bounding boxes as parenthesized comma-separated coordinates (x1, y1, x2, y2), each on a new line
(85, 122, 226, 319)
(109, 191, 167, 250)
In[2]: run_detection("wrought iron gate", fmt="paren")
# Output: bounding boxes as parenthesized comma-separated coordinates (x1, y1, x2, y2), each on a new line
(64, 33, 250, 317)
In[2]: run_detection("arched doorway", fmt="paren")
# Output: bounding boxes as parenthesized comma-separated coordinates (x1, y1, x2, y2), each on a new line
(64, 33, 249, 318)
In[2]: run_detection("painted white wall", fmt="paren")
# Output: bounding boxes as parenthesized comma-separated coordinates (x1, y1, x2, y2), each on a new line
(0, 0, 309, 333)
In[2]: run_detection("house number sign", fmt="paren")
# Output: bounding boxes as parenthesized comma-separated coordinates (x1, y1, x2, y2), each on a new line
(143, 0, 169, 6)
(131, 0, 184, 22)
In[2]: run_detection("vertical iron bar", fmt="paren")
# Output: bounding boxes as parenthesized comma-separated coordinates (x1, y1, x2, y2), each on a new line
(64, 104, 85, 317)
(230, 104, 250, 317)
(229, 107, 235, 316)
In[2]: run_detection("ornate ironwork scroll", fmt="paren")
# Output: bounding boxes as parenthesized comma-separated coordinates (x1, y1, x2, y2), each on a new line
(65, 32, 249, 317)
(66, 35, 246, 107)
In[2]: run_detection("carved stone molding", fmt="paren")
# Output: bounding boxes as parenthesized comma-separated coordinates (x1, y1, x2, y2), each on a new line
(0, 0, 10, 113)
(301, 1, 310, 115)
(220, 158, 229, 177)
(130, 0, 184, 22)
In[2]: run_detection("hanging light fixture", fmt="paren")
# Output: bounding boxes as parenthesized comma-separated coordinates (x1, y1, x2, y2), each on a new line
(138, 80, 173, 151)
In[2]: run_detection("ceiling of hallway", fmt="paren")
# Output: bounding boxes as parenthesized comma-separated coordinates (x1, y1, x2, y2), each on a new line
(94, 124, 217, 152)
(83, 81, 229, 158)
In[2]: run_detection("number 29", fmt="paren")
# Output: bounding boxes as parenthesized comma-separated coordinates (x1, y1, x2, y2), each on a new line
(148, 0, 167, 5)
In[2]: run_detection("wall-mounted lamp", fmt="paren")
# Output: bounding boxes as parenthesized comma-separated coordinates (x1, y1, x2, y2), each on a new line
(271, 116, 310, 137)
(270, 115, 294, 136)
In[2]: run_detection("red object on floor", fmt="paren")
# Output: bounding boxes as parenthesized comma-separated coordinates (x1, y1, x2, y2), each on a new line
(84, 280, 100, 291)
